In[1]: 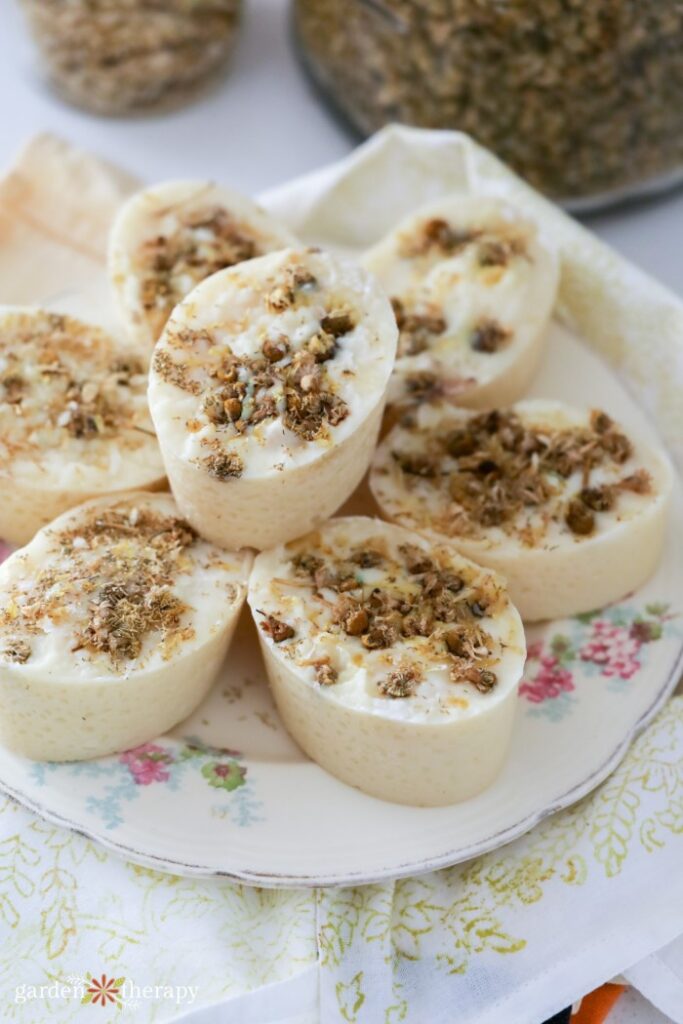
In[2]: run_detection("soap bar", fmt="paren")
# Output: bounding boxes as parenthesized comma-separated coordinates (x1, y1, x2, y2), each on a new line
(370, 400, 673, 621)
(109, 179, 297, 348)
(0, 308, 165, 545)
(248, 515, 525, 805)
(362, 195, 558, 413)
(149, 247, 397, 550)
(0, 492, 252, 761)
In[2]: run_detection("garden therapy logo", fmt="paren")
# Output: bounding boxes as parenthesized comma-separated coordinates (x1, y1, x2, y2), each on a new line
(82, 973, 124, 1008)
(14, 973, 199, 1011)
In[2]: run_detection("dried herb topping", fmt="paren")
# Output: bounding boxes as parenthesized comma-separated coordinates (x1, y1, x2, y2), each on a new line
(384, 217, 526, 363)
(154, 257, 358, 478)
(136, 204, 270, 336)
(294, 0, 683, 201)
(399, 218, 527, 266)
(0, 311, 152, 471)
(259, 534, 505, 700)
(387, 407, 651, 543)
(0, 504, 203, 670)
(20, 0, 240, 117)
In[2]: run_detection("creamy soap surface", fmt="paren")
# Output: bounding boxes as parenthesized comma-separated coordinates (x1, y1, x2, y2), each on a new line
(249, 516, 526, 805)
(0, 493, 249, 680)
(362, 195, 559, 407)
(150, 248, 397, 479)
(370, 399, 673, 621)
(110, 179, 298, 347)
(249, 516, 525, 724)
(0, 492, 253, 761)
(0, 308, 161, 489)
(371, 399, 673, 549)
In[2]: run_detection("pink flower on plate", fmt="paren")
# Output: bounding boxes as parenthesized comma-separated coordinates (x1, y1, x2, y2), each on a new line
(519, 646, 574, 704)
(526, 640, 544, 661)
(0, 542, 13, 566)
(579, 620, 642, 680)
(120, 743, 174, 785)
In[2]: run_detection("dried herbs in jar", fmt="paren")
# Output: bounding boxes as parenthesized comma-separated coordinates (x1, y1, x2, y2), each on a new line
(20, 0, 241, 115)
(293, 0, 683, 204)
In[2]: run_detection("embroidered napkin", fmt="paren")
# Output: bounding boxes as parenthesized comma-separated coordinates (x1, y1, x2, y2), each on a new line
(0, 697, 681, 1022)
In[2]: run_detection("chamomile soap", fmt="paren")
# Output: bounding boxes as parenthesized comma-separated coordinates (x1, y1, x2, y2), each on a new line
(362, 195, 559, 413)
(109, 180, 297, 348)
(370, 400, 673, 621)
(0, 308, 165, 546)
(248, 516, 525, 805)
(0, 492, 252, 760)
(148, 247, 398, 550)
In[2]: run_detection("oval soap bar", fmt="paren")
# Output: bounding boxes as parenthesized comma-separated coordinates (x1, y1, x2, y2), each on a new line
(148, 247, 398, 549)
(0, 492, 252, 760)
(362, 195, 558, 413)
(248, 515, 526, 805)
(370, 400, 673, 621)
(109, 179, 297, 348)
(0, 308, 165, 546)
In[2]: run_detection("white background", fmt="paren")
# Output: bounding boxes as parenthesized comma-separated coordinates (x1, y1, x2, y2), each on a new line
(1, 0, 683, 301)
(0, 3, 678, 1021)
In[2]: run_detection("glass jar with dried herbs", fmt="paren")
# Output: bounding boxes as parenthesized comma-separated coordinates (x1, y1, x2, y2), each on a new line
(19, 0, 242, 116)
(293, 0, 683, 207)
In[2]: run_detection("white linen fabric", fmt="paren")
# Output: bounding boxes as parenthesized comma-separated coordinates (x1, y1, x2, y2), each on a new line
(624, 936, 683, 1024)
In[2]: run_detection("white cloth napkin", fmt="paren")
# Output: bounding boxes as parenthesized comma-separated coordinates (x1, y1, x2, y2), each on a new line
(625, 936, 683, 1023)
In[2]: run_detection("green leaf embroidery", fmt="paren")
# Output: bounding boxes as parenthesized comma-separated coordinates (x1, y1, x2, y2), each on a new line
(39, 867, 77, 959)
(336, 971, 366, 1022)
(591, 773, 641, 877)
(385, 995, 408, 1022)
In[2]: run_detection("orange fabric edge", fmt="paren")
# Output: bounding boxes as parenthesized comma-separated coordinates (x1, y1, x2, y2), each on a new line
(572, 983, 627, 1024)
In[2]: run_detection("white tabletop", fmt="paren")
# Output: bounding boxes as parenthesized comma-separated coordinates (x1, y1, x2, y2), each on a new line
(2, 0, 683, 301)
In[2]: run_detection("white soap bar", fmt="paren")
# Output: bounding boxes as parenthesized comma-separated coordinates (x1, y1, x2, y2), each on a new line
(370, 400, 673, 621)
(109, 180, 298, 349)
(148, 247, 398, 550)
(0, 308, 165, 545)
(362, 195, 559, 412)
(0, 492, 252, 761)
(248, 516, 526, 806)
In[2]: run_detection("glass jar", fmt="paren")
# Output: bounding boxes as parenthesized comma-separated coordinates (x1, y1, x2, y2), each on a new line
(20, 0, 242, 116)
(293, 0, 683, 206)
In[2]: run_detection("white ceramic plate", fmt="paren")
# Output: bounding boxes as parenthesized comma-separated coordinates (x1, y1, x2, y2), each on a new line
(0, 321, 681, 886)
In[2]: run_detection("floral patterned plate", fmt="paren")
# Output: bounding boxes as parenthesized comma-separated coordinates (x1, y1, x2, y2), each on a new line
(0, 323, 680, 886)
(0, 131, 681, 886)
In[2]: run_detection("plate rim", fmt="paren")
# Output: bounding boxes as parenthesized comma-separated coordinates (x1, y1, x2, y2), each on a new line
(1, 640, 681, 888)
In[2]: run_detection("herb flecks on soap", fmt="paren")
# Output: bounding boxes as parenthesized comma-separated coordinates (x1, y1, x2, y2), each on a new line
(259, 614, 296, 643)
(2, 639, 31, 664)
(379, 668, 419, 698)
(389, 407, 649, 543)
(392, 297, 447, 358)
(137, 205, 262, 333)
(156, 257, 358, 476)
(0, 311, 151, 472)
(0, 504, 199, 671)
(203, 450, 244, 480)
(283, 538, 503, 698)
(470, 319, 510, 354)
